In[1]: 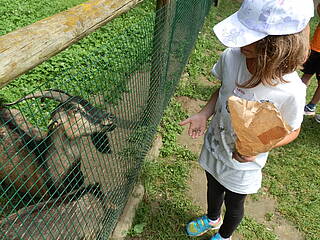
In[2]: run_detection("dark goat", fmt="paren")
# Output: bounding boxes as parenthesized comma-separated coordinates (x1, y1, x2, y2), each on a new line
(1, 90, 116, 199)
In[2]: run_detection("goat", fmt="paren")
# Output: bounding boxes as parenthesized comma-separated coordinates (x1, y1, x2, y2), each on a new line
(1, 90, 116, 200)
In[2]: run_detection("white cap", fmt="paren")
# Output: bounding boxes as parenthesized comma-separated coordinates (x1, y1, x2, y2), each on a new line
(213, 0, 314, 47)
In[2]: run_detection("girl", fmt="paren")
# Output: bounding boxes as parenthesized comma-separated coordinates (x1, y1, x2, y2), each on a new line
(180, 0, 314, 239)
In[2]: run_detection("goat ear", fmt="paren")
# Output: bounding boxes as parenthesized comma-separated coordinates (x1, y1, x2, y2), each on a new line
(48, 119, 59, 131)
(91, 132, 112, 154)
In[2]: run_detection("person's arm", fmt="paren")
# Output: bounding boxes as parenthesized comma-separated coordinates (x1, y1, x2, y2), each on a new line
(233, 128, 301, 162)
(179, 87, 220, 139)
(198, 87, 220, 119)
(273, 127, 300, 148)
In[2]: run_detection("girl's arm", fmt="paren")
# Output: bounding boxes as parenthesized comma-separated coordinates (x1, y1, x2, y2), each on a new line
(198, 87, 220, 119)
(234, 128, 301, 162)
(272, 127, 301, 148)
(179, 87, 220, 139)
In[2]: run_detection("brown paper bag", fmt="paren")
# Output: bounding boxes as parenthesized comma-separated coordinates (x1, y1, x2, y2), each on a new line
(228, 95, 292, 156)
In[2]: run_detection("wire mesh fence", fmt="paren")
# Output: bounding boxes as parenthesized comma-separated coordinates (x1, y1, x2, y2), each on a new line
(0, 0, 215, 238)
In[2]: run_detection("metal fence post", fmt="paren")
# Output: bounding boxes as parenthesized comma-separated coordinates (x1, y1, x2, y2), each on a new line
(142, 0, 172, 129)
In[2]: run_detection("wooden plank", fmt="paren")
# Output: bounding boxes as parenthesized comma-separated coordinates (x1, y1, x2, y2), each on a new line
(0, 0, 142, 88)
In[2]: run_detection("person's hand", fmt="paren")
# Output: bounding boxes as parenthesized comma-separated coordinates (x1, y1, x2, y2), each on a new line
(179, 113, 208, 139)
(232, 151, 256, 163)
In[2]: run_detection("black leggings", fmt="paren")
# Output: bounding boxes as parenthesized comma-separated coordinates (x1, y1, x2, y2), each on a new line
(206, 171, 247, 238)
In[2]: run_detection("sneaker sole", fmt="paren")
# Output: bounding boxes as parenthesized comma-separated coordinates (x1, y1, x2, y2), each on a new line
(188, 229, 212, 237)
(188, 228, 218, 237)
(187, 223, 222, 237)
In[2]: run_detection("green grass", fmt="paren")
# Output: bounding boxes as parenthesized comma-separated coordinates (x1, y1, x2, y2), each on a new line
(264, 117, 320, 239)
(130, 0, 320, 239)
(127, 101, 203, 240)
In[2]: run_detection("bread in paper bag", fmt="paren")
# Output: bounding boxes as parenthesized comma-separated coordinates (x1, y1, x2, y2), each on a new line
(227, 95, 292, 156)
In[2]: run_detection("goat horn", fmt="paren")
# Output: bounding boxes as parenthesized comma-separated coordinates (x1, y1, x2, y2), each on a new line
(4, 90, 71, 106)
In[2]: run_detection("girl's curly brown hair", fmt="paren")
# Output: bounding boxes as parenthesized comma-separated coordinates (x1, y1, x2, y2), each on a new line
(239, 26, 310, 88)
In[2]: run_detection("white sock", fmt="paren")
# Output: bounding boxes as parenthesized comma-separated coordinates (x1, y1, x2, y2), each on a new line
(208, 216, 220, 223)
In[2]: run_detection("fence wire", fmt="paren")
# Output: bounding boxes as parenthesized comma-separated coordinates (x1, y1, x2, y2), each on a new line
(0, 0, 215, 239)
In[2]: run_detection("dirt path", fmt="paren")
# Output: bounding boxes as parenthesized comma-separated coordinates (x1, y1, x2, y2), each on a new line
(175, 78, 305, 240)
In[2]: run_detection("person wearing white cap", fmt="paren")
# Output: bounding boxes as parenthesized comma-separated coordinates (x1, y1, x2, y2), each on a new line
(180, 0, 314, 239)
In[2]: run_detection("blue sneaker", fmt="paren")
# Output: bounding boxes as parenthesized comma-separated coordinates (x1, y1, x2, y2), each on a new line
(315, 114, 320, 123)
(304, 104, 316, 116)
(210, 232, 232, 240)
(186, 215, 222, 237)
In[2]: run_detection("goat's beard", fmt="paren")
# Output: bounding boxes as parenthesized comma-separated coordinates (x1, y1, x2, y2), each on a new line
(91, 131, 112, 154)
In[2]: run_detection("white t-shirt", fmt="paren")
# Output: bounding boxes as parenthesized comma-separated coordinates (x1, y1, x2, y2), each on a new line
(199, 48, 306, 194)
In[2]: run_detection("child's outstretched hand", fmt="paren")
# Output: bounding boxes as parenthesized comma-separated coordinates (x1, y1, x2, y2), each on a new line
(179, 113, 208, 139)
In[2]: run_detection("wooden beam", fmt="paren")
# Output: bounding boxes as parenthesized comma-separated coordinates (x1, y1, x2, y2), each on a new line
(0, 0, 142, 88)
